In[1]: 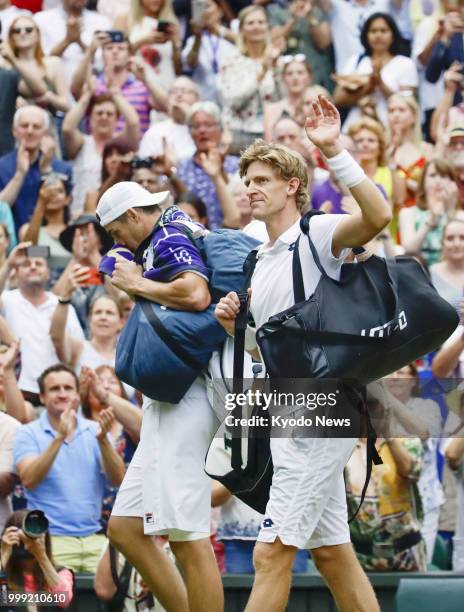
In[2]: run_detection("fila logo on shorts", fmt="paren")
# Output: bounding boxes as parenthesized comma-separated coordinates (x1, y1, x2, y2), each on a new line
(262, 518, 274, 528)
(145, 512, 155, 525)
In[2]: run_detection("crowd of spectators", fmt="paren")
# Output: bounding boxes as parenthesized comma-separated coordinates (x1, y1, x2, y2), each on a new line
(0, 0, 464, 606)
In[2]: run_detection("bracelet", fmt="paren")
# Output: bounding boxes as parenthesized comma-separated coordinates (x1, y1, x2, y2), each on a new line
(58, 297, 71, 305)
(325, 149, 366, 188)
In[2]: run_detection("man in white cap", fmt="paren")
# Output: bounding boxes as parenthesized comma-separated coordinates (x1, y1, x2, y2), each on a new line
(95, 182, 223, 612)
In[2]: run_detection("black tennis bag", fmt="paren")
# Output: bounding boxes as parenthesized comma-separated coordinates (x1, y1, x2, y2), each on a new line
(256, 212, 459, 385)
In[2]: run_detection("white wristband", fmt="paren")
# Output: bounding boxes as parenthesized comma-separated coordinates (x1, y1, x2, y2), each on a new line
(325, 149, 365, 188)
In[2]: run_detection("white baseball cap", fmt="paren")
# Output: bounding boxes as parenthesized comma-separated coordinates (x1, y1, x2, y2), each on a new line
(96, 182, 172, 227)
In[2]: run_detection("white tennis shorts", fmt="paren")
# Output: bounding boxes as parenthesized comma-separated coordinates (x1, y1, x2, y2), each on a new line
(257, 432, 357, 550)
(112, 378, 219, 541)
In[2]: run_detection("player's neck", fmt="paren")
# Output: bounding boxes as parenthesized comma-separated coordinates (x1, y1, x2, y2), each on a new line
(265, 208, 300, 246)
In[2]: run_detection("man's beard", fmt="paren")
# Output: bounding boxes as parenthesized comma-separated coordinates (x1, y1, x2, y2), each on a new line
(23, 280, 47, 292)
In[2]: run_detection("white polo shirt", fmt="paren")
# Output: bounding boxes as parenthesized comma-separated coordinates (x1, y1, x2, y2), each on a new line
(1, 289, 84, 393)
(250, 214, 348, 330)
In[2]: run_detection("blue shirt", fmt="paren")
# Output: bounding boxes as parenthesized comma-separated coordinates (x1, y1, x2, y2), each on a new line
(0, 151, 72, 232)
(14, 411, 106, 537)
(177, 155, 239, 229)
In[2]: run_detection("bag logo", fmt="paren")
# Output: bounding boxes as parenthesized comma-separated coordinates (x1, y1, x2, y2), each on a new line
(360, 310, 407, 338)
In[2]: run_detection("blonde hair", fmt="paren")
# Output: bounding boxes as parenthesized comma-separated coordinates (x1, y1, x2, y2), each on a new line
(8, 16, 44, 67)
(239, 139, 309, 212)
(387, 93, 422, 146)
(348, 117, 388, 166)
(128, 0, 178, 30)
(237, 5, 270, 57)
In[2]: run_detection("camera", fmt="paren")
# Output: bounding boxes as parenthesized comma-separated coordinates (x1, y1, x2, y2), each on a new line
(23, 510, 49, 539)
(105, 30, 125, 43)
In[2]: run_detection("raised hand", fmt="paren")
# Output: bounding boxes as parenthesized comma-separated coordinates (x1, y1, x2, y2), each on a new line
(198, 147, 222, 178)
(16, 145, 31, 176)
(81, 365, 109, 405)
(96, 407, 115, 441)
(304, 95, 342, 157)
(0, 340, 20, 372)
(57, 405, 76, 440)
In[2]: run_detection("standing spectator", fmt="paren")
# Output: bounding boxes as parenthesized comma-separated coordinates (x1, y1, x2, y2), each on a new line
(387, 93, 434, 208)
(62, 86, 139, 215)
(0, 106, 72, 232)
(182, 0, 237, 104)
(445, 429, 464, 571)
(316, 0, 401, 74)
(0, 0, 30, 35)
(0, 411, 20, 534)
(399, 159, 461, 265)
(271, 0, 333, 92)
(34, 0, 111, 87)
(50, 291, 122, 374)
(0, 248, 84, 399)
(443, 123, 464, 203)
(7, 15, 70, 116)
(13, 364, 125, 572)
(263, 55, 313, 141)
(0, 509, 74, 606)
(430, 218, 464, 309)
(430, 61, 463, 142)
(138, 76, 199, 162)
(177, 101, 240, 229)
(20, 173, 72, 276)
(219, 5, 282, 153)
(346, 432, 427, 571)
(71, 32, 168, 135)
(114, 0, 181, 92)
(334, 13, 418, 128)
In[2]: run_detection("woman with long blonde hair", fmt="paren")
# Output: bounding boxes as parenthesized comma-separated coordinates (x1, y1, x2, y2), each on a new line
(6, 15, 69, 114)
(219, 5, 283, 153)
(387, 93, 434, 207)
(114, 0, 180, 91)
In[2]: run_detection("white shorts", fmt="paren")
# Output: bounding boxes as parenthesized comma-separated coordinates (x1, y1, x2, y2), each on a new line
(257, 434, 357, 550)
(112, 379, 219, 541)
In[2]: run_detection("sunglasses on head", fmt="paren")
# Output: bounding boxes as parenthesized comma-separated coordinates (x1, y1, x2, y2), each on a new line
(279, 54, 307, 66)
(11, 26, 34, 34)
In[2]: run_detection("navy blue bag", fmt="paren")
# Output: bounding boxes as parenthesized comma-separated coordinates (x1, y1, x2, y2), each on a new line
(115, 222, 261, 403)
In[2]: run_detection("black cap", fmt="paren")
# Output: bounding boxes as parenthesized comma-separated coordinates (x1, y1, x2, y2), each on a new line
(59, 214, 113, 254)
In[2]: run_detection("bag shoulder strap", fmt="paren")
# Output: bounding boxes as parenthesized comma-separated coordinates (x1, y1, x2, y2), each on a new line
(299, 211, 330, 279)
(107, 543, 133, 611)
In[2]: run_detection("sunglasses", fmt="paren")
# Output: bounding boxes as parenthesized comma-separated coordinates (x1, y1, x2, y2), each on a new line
(11, 26, 34, 34)
(279, 54, 307, 66)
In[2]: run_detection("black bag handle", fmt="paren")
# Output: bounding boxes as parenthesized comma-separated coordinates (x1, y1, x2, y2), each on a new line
(107, 544, 133, 612)
(231, 249, 259, 472)
(292, 236, 306, 303)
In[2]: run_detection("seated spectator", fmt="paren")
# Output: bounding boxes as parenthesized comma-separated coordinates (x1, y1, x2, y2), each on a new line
(138, 76, 199, 163)
(84, 137, 136, 213)
(441, 123, 464, 205)
(271, 115, 315, 175)
(7, 15, 70, 118)
(333, 13, 418, 128)
(0, 106, 72, 233)
(219, 5, 283, 153)
(430, 60, 464, 143)
(177, 101, 240, 229)
(80, 365, 141, 530)
(114, 0, 181, 92)
(387, 93, 434, 208)
(0, 411, 20, 534)
(271, 0, 333, 92)
(175, 191, 209, 226)
(347, 117, 402, 209)
(445, 428, 464, 571)
(399, 159, 461, 266)
(182, 0, 237, 104)
(0, 509, 74, 606)
(34, 0, 111, 87)
(20, 173, 73, 277)
(71, 31, 168, 135)
(430, 218, 464, 309)
(13, 364, 125, 573)
(264, 55, 313, 141)
(227, 175, 253, 229)
(53, 214, 114, 334)
(132, 154, 185, 198)
(50, 293, 122, 374)
(62, 87, 139, 216)
(0, 248, 84, 401)
(345, 429, 427, 571)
